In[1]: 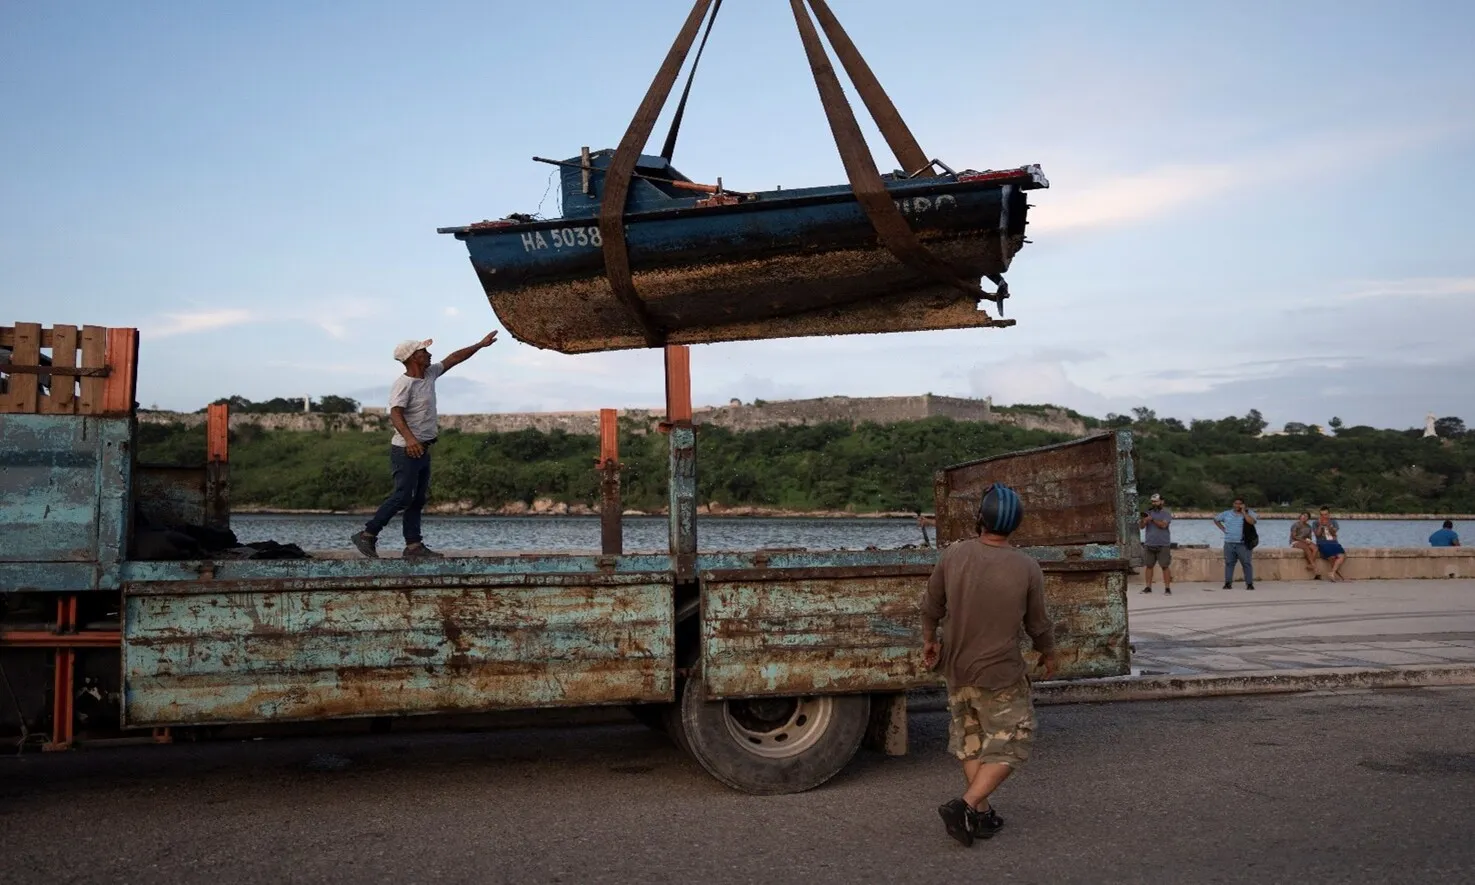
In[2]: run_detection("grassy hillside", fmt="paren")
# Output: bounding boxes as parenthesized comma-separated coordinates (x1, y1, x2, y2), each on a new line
(135, 410, 1475, 515)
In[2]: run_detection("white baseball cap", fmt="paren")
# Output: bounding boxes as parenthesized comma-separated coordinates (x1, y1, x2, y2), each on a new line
(393, 338, 432, 362)
(1149, 492, 1164, 503)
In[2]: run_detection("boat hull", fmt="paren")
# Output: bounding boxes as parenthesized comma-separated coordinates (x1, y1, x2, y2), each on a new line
(450, 175, 1035, 354)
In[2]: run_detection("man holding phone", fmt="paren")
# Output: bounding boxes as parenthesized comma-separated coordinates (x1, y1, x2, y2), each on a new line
(1140, 492, 1173, 594)
(1213, 496, 1259, 590)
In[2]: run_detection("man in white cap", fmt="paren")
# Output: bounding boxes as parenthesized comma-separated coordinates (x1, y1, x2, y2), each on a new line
(351, 331, 498, 558)
(1140, 493, 1173, 594)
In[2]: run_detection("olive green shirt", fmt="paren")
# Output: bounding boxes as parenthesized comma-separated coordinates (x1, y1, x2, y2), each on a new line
(921, 540, 1055, 690)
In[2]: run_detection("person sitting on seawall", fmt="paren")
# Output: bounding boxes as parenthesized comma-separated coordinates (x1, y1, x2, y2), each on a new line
(1289, 512, 1319, 576)
(1313, 506, 1348, 582)
(1429, 520, 1462, 547)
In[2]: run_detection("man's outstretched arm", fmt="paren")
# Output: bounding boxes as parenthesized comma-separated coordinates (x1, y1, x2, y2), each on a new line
(440, 331, 499, 371)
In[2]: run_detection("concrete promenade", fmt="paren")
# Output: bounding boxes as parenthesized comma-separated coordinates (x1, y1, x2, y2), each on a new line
(1126, 577, 1475, 675)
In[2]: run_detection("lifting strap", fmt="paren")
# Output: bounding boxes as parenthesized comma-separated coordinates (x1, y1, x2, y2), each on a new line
(598, 0, 716, 347)
(660, 0, 723, 162)
(789, 0, 983, 302)
(599, 0, 992, 348)
(802, 0, 932, 179)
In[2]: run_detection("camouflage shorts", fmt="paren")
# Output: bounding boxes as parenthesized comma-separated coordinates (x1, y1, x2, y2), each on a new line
(946, 677, 1037, 765)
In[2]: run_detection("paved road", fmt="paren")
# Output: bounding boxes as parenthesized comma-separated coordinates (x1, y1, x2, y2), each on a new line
(4, 687, 1473, 884)
(1129, 579, 1475, 674)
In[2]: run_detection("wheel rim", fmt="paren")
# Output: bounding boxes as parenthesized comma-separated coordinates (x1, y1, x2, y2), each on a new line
(722, 695, 834, 759)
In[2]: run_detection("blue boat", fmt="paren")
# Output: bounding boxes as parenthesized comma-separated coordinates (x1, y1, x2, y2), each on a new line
(438, 150, 1049, 354)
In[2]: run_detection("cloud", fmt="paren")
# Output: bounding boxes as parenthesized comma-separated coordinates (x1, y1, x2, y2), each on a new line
(1337, 277, 1475, 302)
(966, 351, 1116, 414)
(148, 309, 254, 337)
(444, 306, 460, 316)
(299, 298, 384, 339)
(1033, 164, 1238, 234)
(1148, 355, 1475, 430)
(1032, 121, 1470, 235)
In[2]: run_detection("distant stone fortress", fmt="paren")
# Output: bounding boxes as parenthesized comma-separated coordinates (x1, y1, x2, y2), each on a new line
(136, 394, 1089, 437)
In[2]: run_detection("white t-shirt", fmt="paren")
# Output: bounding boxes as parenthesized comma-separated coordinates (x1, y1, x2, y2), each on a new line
(388, 363, 445, 447)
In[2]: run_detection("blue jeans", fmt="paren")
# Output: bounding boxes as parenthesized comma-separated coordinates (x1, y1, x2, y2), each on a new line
(1223, 542, 1254, 585)
(365, 444, 432, 543)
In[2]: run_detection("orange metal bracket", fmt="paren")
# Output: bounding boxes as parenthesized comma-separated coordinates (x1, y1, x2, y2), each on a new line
(207, 402, 229, 462)
(43, 595, 78, 751)
(664, 345, 692, 424)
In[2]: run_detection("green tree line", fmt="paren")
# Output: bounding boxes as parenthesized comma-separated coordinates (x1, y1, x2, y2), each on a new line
(133, 408, 1474, 514)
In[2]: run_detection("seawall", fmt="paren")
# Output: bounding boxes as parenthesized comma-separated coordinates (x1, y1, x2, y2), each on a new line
(1139, 547, 1475, 581)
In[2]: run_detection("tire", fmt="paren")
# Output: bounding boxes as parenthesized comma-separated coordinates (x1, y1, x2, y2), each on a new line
(676, 679, 871, 795)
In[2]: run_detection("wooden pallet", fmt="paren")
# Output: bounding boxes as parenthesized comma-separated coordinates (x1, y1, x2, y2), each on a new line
(0, 322, 138, 415)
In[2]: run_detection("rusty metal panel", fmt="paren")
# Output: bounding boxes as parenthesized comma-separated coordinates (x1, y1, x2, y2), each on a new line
(1030, 568, 1130, 678)
(121, 574, 674, 727)
(700, 561, 1129, 699)
(701, 565, 931, 698)
(0, 415, 130, 591)
(933, 431, 1137, 549)
(134, 465, 207, 527)
(120, 553, 681, 585)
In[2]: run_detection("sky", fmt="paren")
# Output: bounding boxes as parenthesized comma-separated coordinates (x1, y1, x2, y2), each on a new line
(3, 0, 1472, 431)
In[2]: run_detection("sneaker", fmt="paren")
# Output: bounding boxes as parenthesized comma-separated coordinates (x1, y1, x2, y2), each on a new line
(1245, 583, 1256, 590)
(938, 798, 974, 847)
(403, 542, 444, 559)
(1141, 586, 1153, 594)
(350, 531, 379, 558)
(969, 805, 1005, 839)
(1222, 582, 1232, 590)
(1164, 587, 1173, 595)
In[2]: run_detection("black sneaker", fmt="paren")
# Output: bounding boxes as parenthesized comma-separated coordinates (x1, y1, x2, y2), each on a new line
(403, 542, 444, 559)
(1245, 583, 1255, 590)
(938, 799, 974, 847)
(350, 531, 379, 558)
(1141, 586, 1153, 594)
(1222, 582, 1232, 590)
(969, 805, 1005, 839)
(1164, 587, 1173, 595)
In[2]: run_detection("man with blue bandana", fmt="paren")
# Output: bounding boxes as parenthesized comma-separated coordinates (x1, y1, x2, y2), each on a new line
(922, 482, 1057, 847)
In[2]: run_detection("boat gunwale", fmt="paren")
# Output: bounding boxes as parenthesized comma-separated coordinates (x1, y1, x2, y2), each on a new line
(438, 167, 1045, 237)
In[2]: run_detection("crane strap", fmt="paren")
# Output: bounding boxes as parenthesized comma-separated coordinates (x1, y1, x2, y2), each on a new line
(660, 0, 723, 162)
(598, 0, 716, 346)
(790, 0, 984, 303)
(802, 0, 932, 179)
(598, 0, 992, 348)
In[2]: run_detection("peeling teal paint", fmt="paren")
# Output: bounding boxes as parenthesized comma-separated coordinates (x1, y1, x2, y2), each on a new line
(0, 415, 130, 591)
(123, 576, 675, 727)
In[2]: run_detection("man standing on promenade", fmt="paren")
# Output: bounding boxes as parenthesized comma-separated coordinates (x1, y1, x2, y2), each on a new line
(351, 332, 498, 559)
(1213, 496, 1258, 590)
(921, 482, 1058, 847)
(1430, 520, 1462, 547)
(1140, 492, 1173, 594)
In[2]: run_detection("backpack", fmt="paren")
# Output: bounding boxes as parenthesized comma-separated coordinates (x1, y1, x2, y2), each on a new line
(1243, 520, 1259, 550)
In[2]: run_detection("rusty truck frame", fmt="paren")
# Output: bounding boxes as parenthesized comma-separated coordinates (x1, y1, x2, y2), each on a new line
(0, 322, 1139, 794)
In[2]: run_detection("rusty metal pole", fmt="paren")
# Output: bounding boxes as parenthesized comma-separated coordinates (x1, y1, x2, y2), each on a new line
(597, 408, 623, 555)
(205, 402, 230, 531)
(663, 346, 697, 581)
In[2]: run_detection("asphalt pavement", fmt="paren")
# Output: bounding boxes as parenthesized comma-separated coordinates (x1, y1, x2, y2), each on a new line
(4, 686, 1473, 884)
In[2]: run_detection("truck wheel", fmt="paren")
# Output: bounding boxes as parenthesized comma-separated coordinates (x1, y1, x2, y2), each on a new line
(677, 679, 870, 795)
